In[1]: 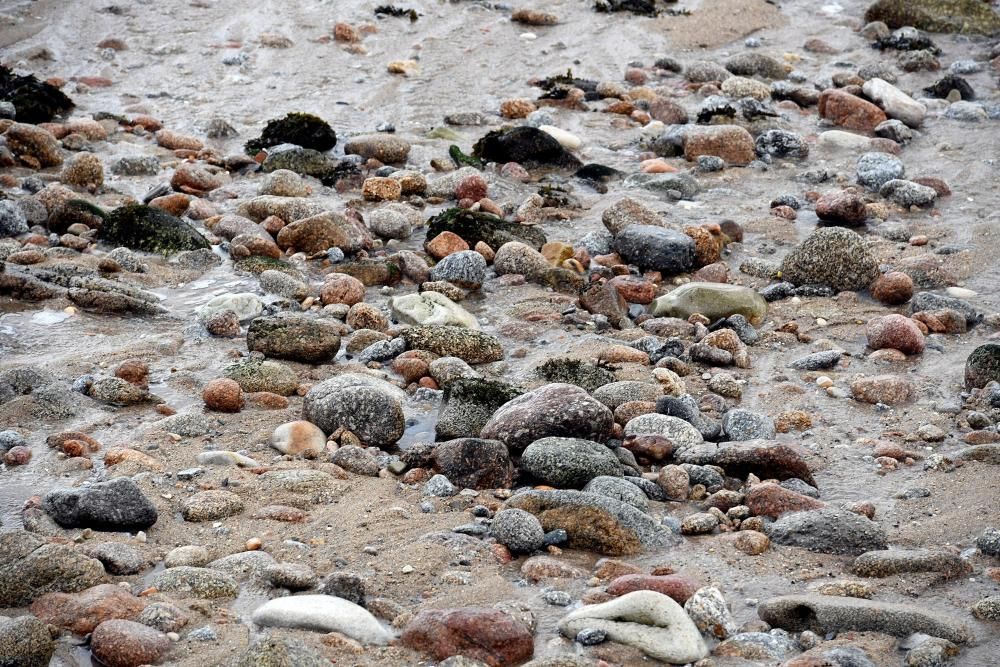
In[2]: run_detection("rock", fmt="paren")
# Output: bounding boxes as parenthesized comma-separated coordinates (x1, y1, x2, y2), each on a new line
(766, 508, 887, 555)
(328, 445, 378, 476)
(223, 358, 299, 396)
(493, 241, 551, 281)
(343, 134, 410, 163)
(850, 374, 915, 404)
(862, 78, 926, 127)
(851, 548, 970, 578)
(90, 619, 170, 667)
(606, 574, 699, 604)
(259, 270, 308, 300)
(856, 152, 905, 191)
(391, 291, 479, 329)
(911, 292, 980, 326)
(30, 584, 146, 634)
(685, 586, 738, 639)
(244, 112, 337, 154)
(237, 196, 325, 223)
(5, 122, 63, 166)
(780, 227, 879, 291)
(965, 343, 1000, 389)
(165, 546, 210, 569)
(202, 378, 243, 412)
(521, 437, 623, 488)
(432, 437, 514, 489)
(650, 282, 766, 325)
(815, 190, 868, 226)
(0, 200, 29, 237)
(601, 198, 665, 235)
(423, 473, 456, 496)
(401, 608, 534, 666)
(0, 616, 55, 667)
(871, 272, 914, 304)
(558, 591, 708, 663)
(755, 130, 809, 159)
(321, 274, 366, 306)
(62, 152, 104, 191)
(266, 563, 318, 590)
(95, 203, 209, 254)
(624, 414, 704, 452)
(864, 0, 1000, 34)
(473, 126, 580, 168)
(276, 211, 372, 254)
(818, 89, 887, 132)
(613, 225, 696, 274)
(491, 508, 545, 553)
(318, 572, 366, 606)
(506, 490, 673, 555)
(714, 630, 798, 660)
(972, 596, 1000, 620)
(247, 315, 342, 363)
(150, 566, 240, 599)
(977, 527, 1000, 558)
(252, 594, 392, 643)
(880, 179, 937, 207)
(747, 482, 824, 519)
(481, 383, 614, 453)
(44, 477, 157, 531)
(758, 594, 970, 644)
(430, 250, 487, 289)
(426, 208, 546, 251)
(303, 373, 405, 447)
(78, 542, 145, 575)
(271, 420, 326, 457)
(866, 314, 925, 354)
(231, 637, 330, 667)
(197, 293, 263, 322)
(181, 490, 244, 522)
(0, 531, 106, 607)
(368, 206, 413, 240)
(400, 325, 503, 364)
(734, 530, 771, 555)
(683, 125, 756, 166)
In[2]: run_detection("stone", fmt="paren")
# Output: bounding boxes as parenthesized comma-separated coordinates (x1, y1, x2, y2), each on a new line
(850, 374, 915, 404)
(149, 566, 240, 599)
(683, 125, 756, 166)
(90, 619, 170, 667)
(871, 272, 914, 304)
(734, 530, 771, 555)
(623, 414, 704, 452)
(202, 378, 243, 412)
(584, 476, 649, 512)
(758, 594, 970, 644)
(62, 152, 104, 191)
(232, 637, 330, 667)
(651, 282, 766, 326)
(165, 546, 210, 569)
(491, 508, 545, 553)
(480, 383, 614, 453)
(44, 477, 157, 531)
(722, 409, 776, 441)
(685, 586, 738, 639)
(331, 446, 380, 477)
(400, 325, 503, 364)
(866, 314, 925, 355)
(612, 225, 696, 275)
(851, 548, 971, 578)
(747, 482, 825, 519)
(601, 198, 665, 235)
(266, 563, 318, 590)
(864, 0, 1000, 35)
(880, 179, 937, 207)
(493, 241, 550, 281)
(432, 437, 515, 489)
(818, 89, 887, 132)
(29, 584, 145, 634)
(473, 125, 580, 168)
(506, 490, 673, 555)
(223, 358, 299, 396)
(276, 211, 372, 254)
(247, 315, 343, 363)
(780, 227, 879, 292)
(321, 274, 366, 306)
(0, 616, 55, 667)
(302, 373, 405, 447)
(521, 437, 623, 488)
(766, 508, 887, 555)
(400, 608, 534, 666)
(755, 130, 809, 159)
(6, 122, 63, 166)
(344, 134, 410, 163)
(606, 575, 700, 604)
(197, 293, 263, 323)
(78, 542, 145, 575)
(856, 152, 905, 191)
(271, 420, 326, 457)
(815, 190, 868, 226)
(430, 250, 487, 289)
(390, 292, 479, 329)
(181, 490, 244, 522)
(423, 474, 456, 497)
(972, 596, 1000, 621)
(862, 78, 926, 127)
(965, 344, 1000, 389)
(558, 591, 708, 663)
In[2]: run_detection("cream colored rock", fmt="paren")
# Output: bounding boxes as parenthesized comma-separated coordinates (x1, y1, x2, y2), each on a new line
(389, 291, 479, 329)
(252, 595, 394, 645)
(271, 420, 327, 457)
(558, 590, 708, 663)
(539, 125, 582, 150)
(862, 78, 926, 128)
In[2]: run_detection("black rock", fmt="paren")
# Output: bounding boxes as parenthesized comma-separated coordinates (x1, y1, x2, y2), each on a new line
(788, 350, 842, 370)
(425, 208, 546, 250)
(965, 343, 1000, 389)
(760, 282, 794, 302)
(755, 129, 809, 159)
(923, 74, 975, 101)
(0, 65, 74, 124)
(244, 112, 337, 155)
(319, 572, 366, 606)
(473, 126, 581, 168)
(612, 225, 696, 274)
(78, 202, 210, 254)
(594, 0, 657, 15)
(44, 478, 158, 531)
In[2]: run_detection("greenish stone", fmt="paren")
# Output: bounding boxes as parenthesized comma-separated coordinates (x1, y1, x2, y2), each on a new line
(650, 282, 767, 325)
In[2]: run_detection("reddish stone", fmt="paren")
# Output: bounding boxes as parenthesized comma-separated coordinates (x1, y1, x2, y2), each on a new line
(648, 98, 688, 125)
(683, 125, 756, 166)
(202, 378, 243, 412)
(170, 162, 223, 194)
(965, 430, 1000, 444)
(520, 555, 588, 581)
(606, 275, 655, 303)
(851, 375, 915, 404)
(866, 314, 925, 355)
(912, 177, 951, 197)
(260, 215, 286, 235)
(400, 608, 534, 667)
(818, 89, 887, 133)
(392, 357, 429, 383)
(4, 446, 31, 466)
(30, 584, 147, 635)
(455, 174, 488, 201)
(90, 619, 170, 667)
(247, 392, 289, 409)
(593, 558, 643, 581)
(320, 274, 366, 306)
(130, 115, 162, 132)
(115, 360, 149, 388)
(927, 309, 966, 334)
(77, 76, 113, 88)
(622, 434, 673, 461)
(693, 262, 729, 283)
(155, 129, 203, 151)
(746, 482, 825, 519)
(734, 530, 771, 555)
(870, 271, 913, 305)
(425, 231, 469, 260)
(606, 574, 700, 604)
(149, 193, 190, 216)
(815, 190, 868, 226)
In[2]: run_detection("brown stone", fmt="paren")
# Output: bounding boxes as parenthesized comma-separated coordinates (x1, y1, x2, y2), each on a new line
(400, 608, 534, 667)
(734, 530, 771, 555)
(746, 482, 825, 519)
(320, 273, 366, 306)
(606, 574, 700, 604)
(202, 378, 244, 412)
(90, 619, 170, 667)
(608, 275, 656, 304)
(520, 555, 588, 581)
(683, 125, 756, 166)
(866, 314, 925, 355)
(851, 374, 915, 404)
(30, 584, 147, 635)
(425, 231, 469, 259)
(155, 129, 203, 151)
(871, 271, 913, 304)
(115, 360, 149, 388)
(815, 190, 868, 226)
(818, 89, 887, 132)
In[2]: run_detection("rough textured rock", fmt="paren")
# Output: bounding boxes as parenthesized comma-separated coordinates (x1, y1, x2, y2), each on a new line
(44, 477, 158, 531)
(432, 437, 515, 489)
(246, 315, 342, 363)
(0, 615, 55, 667)
(0, 531, 106, 607)
(521, 437, 623, 488)
(766, 508, 888, 555)
(302, 373, 405, 447)
(90, 619, 171, 667)
(779, 227, 879, 292)
(400, 607, 534, 666)
(864, 0, 1000, 34)
(400, 325, 503, 364)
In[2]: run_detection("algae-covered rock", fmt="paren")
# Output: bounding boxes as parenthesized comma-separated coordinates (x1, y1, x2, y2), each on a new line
(0, 65, 74, 124)
(865, 0, 1000, 34)
(473, 126, 581, 168)
(400, 325, 503, 364)
(223, 358, 299, 395)
(536, 358, 616, 393)
(246, 315, 343, 363)
(436, 378, 523, 440)
(426, 208, 547, 250)
(651, 283, 767, 325)
(84, 203, 210, 254)
(244, 112, 337, 155)
(779, 227, 879, 292)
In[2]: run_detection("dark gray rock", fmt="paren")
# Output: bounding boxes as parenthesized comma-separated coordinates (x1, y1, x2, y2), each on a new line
(431, 437, 514, 490)
(490, 508, 545, 553)
(0, 530, 105, 606)
(721, 409, 776, 441)
(856, 152, 905, 190)
(230, 636, 330, 667)
(44, 477, 158, 531)
(0, 615, 55, 667)
(436, 378, 522, 441)
(779, 227, 879, 292)
(788, 350, 842, 370)
(302, 373, 405, 447)
(430, 250, 487, 289)
(521, 437, 623, 488)
(766, 508, 887, 555)
(612, 225, 696, 274)
(583, 475, 649, 513)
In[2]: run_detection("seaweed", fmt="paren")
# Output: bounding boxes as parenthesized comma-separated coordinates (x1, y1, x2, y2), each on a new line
(472, 126, 581, 169)
(0, 65, 74, 124)
(449, 144, 483, 168)
(374, 5, 419, 20)
(574, 163, 621, 182)
(244, 112, 337, 156)
(68, 201, 211, 254)
(425, 207, 547, 250)
(534, 69, 599, 100)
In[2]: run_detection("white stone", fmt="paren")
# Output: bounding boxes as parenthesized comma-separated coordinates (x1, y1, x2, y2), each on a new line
(251, 595, 394, 645)
(817, 131, 874, 151)
(862, 78, 926, 128)
(196, 451, 259, 467)
(623, 414, 703, 449)
(559, 590, 709, 663)
(196, 293, 263, 322)
(389, 291, 479, 329)
(684, 586, 738, 639)
(270, 420, 327, 457)
(946, 286, 976, 298)
(539, 125, 582, 150)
